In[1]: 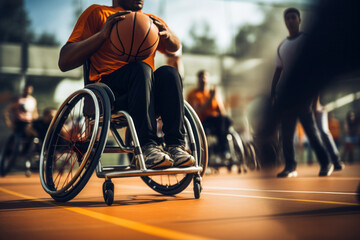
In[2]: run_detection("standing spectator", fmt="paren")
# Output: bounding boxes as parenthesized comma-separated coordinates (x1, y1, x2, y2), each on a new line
(270, 8, 333, 177)
(328, 111, 341, 148)
(342, 111, 358, 164)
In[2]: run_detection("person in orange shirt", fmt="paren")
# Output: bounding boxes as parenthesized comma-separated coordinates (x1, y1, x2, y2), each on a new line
(328, 112, 341, 147)
(187, 70, 231, 157)
(58, 0, 194, 169)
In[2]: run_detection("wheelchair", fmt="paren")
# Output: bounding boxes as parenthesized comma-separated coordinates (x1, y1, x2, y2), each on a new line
(39, 63, 208, 206)
(206, 124, 259, 174)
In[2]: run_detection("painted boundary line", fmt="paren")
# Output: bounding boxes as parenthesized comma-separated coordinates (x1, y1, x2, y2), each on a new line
(0, 187, 215, 240)
(194, 191, 359, 206)
(205, 186, 358, 196)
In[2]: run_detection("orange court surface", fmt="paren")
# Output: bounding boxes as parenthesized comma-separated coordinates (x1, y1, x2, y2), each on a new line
(0, 164, 359, 239)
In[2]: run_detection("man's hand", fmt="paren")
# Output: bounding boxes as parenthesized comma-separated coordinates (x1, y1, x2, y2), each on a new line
(150, 16, 171, 39)
(100, 11, 131, 39)
(210, 86, 216, 99)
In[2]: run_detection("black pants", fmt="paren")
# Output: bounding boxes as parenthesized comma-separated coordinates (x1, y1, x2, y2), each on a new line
(203, 115, 232, 154)
(101, 62, 185, 147)
(281, 106, 331, 169)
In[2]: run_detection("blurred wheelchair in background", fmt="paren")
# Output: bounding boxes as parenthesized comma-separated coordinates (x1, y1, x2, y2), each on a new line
(206, 126, 259, 174)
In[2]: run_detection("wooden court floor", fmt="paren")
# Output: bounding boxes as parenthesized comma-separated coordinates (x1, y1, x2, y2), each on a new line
(0, 164, 359, 239)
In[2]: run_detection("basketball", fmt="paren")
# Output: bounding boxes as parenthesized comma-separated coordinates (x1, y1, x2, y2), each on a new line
(110, 12, 159, 63)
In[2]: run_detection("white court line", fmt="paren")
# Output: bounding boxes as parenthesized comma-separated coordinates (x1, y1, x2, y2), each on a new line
(204, 186, 358, 196)
(190, 191, 359, 206)
(116, 184, 357, 196)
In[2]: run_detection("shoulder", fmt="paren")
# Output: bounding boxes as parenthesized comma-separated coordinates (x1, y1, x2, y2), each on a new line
(29, 96, 37, 102)
(188, 88, 199, 95)
(80, 4, 108, 18)
(278, 38, 287, 48)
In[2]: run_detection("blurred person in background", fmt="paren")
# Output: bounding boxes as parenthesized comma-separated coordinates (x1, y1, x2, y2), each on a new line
(342, 110, 358, 164)
(328, 111, 341, 148)
(26, 107, 57, 142)
(270, 7, 333, 178)
(3, 82, 38, 138)
(187, 70, 232, 159)
(314, 97, 345, 170)
(253, 0, 360, 204)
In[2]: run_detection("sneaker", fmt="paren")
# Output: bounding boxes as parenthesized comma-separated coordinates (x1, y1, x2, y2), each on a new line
(319, 163, 334, 177)
(142, 145, 173, 169)
(277, 168, 298, 178)
(333, 161, 345, 171)
(167, 145, 195, 168)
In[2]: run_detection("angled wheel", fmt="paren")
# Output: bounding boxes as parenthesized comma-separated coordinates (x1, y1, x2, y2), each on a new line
(244, 142, 258, 171)
(40, 87, 111, 202)
(0, 134, 20, 176)
(228, 129, 247, 174)
(140, 102, 208, 196)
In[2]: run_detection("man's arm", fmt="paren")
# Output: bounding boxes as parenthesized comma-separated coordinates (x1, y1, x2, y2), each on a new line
(58, 11, 130, 72)
(151, 18, 181, 55)
(270, 67, 282, 103)
(3, 103, 13, 129)
(32, 100, 39, 120)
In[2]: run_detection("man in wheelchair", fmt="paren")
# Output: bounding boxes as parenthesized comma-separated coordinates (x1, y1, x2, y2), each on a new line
(187, 70, 232, 160)
(58, 0, 194, 169)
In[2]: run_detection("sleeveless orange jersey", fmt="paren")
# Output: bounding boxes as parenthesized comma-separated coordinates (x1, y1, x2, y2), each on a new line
(67, 4, 167, 82)
(187, 89, 220, 122)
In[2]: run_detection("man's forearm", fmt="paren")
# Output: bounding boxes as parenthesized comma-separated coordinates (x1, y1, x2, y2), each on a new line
(58, 32, 107, 72)
(162, 29, 181, 55)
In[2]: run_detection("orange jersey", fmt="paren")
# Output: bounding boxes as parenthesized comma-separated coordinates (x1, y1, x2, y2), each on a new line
(68, 4, 167, 82)
(187, 89, 220, 122)
(328, 118, 340, 140)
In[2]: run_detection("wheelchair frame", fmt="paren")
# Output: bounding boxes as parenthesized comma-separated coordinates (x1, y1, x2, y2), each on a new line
(39, 62, 208, 205)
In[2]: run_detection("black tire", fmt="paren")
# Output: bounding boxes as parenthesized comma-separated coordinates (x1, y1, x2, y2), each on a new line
(194, 182, 201, 199)
(0, 134, 20, 176)
(243, 142, 256, 171)
(103, 180, 114, 206)
(140, 102, 208, 196)
(40, 87, 111, 202)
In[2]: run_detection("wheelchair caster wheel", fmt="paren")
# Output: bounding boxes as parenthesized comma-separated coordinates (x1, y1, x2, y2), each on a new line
(193, 175, 202, 199)
(103, 180, 114, 206)
(25, 170, 31, 177)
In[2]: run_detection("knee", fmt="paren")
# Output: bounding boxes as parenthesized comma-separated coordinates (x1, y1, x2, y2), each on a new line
(155, 66, 181, 85)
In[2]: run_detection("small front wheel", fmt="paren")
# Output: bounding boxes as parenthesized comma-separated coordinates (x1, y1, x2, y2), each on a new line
(193, 174, 202, 199)
(103, 180, 114, 206)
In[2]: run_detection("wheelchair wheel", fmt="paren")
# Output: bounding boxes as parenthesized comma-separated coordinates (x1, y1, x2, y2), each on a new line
(244, 142, 258, 171)
(140, 102, 208, 196)
(40, 88, 111, 202)
(0, 134, 20, 176)
(227, 128, 247, 173)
